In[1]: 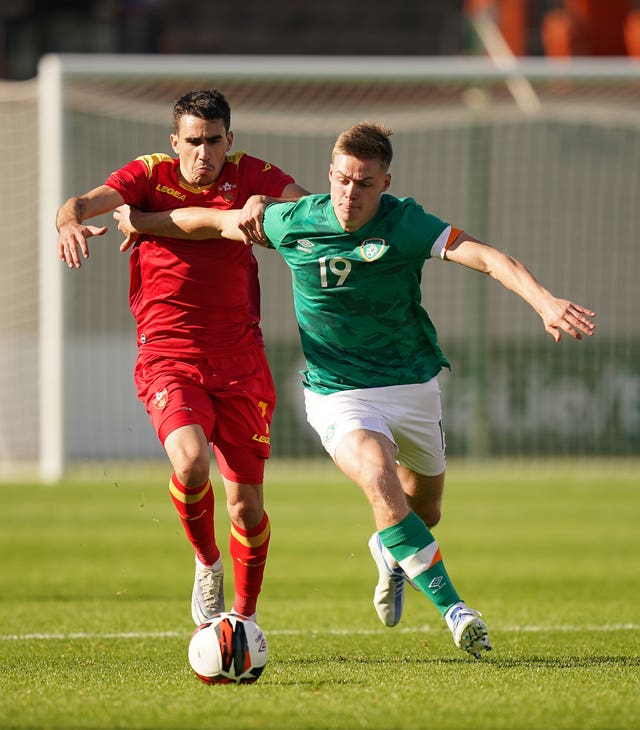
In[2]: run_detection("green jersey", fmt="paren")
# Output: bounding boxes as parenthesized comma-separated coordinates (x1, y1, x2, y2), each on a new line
(262, 193, 451, 394)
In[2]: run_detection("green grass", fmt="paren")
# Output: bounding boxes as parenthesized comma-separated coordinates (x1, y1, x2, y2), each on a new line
(1, 459, 638, 730)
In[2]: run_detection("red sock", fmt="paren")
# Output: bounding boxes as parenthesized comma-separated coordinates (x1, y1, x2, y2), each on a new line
(168, 474, 219, 567)
(230, 512, 271, 618)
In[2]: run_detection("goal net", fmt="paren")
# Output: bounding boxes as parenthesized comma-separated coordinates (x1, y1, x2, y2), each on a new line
(5, 54, 640, 480)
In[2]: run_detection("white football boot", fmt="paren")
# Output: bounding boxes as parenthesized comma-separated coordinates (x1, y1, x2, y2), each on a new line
(368, 533, 410, 627)
(445, 601, 492, 659)
(191, 555, 225, 626)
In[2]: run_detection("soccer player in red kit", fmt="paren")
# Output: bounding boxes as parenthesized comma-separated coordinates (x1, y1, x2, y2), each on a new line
(56, 89, 309, 625)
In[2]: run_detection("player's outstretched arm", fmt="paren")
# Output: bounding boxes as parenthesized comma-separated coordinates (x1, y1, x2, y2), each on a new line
(444, 233, 596, 342)
(113, 205, 244, 248)
(237, 185, 309, 244)
(56, 185, 124, 269)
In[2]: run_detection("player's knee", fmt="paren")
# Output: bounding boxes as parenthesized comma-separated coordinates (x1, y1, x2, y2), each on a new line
(364, 470, 410, 524)
(227, 499, 263, 530)
(172, 451, 210, 487)
(361, 455, 397, 487)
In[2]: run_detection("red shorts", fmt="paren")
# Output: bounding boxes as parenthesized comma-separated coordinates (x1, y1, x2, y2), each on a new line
(134, 347, 276, 483)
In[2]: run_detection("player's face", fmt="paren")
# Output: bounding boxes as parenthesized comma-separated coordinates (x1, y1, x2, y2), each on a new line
(329, 154, 391, 231)
(171, 115, 233, 187)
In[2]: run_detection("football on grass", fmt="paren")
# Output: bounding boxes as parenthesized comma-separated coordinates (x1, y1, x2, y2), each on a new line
(188, 612, 268, 684)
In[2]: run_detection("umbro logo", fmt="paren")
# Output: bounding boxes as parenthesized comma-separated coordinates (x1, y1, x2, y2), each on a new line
(296, 239, 315, 252)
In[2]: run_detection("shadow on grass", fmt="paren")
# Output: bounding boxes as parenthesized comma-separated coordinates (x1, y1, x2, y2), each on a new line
(283, 653, 638, 667)
(482, 655, 640, 668)
(266, 653, 639, 686)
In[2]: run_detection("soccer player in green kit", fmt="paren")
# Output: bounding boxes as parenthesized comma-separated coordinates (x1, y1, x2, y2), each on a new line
(114, 122, 596, 659)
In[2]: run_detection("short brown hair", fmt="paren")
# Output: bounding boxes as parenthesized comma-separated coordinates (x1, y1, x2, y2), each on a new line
(332, 122, 393, 170)
(173, 89, 231, 134)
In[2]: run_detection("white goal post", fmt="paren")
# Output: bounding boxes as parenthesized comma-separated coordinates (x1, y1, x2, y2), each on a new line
(33, 54, 640, 482)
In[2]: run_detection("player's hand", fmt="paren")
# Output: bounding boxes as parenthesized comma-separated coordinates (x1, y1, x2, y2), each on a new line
(113, 204, 140, 252)
(57, 223, 108, 269)
(237, 195, 269, 246)
(541, 299, 596, 342)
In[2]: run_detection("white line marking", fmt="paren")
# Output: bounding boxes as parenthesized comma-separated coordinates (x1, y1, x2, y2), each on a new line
(0, 624, 637, 641)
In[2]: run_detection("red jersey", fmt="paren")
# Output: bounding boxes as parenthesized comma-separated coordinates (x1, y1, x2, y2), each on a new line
(105, 152, 295, 356)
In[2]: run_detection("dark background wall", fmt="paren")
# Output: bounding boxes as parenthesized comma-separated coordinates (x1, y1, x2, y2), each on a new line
(0, 1, 466, 79)
(4, 0, 638, 81)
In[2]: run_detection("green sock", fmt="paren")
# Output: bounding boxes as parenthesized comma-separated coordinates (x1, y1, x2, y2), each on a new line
(378, 511, 461, 617)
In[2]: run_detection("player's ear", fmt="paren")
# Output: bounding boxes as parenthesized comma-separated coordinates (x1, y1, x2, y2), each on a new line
(169, 133, 179, 154)
(383, 173, 391, 191)
(226, 131, 233, 151)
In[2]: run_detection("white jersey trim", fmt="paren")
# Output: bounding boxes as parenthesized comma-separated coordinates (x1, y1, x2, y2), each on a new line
(429, 225, 451, 260)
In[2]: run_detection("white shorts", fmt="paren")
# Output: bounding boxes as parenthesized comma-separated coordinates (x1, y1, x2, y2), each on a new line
(304, 378, 446, 476)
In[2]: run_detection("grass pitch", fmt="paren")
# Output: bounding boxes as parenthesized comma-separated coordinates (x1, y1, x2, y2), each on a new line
(0, 459, 638, 730)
